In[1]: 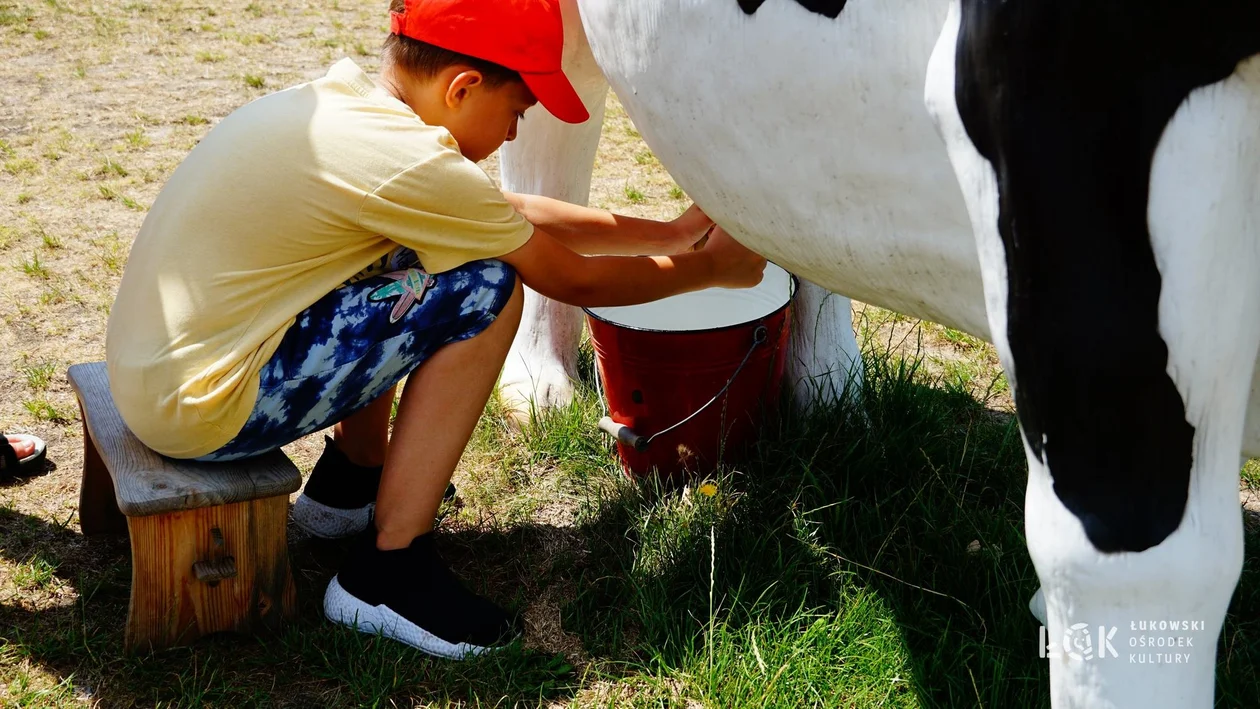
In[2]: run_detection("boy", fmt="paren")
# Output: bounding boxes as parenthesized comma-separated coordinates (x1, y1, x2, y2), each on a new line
(105, 0, 765, 658)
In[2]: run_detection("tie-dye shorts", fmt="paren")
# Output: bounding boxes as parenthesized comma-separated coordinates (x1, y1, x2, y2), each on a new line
(197, 250, 517, 462)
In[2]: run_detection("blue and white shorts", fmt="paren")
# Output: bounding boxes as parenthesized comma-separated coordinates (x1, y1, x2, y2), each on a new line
(198, 250, 517, 462)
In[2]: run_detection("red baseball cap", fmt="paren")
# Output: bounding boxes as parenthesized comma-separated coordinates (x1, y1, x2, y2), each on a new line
(389, 0, 590, 124)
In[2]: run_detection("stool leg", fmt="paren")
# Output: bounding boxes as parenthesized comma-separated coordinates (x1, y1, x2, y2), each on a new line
(77, 406, 128, 536)
(125, 496, 296, 653)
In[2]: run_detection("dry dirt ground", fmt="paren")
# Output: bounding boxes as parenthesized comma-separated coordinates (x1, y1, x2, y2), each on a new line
(2, 0, 1257, 705)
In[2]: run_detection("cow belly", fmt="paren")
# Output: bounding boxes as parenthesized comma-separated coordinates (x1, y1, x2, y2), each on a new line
(579, 0, 987, 336)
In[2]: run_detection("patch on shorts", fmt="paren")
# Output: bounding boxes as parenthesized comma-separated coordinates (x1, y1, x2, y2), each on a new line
(368, 268, 436, 323)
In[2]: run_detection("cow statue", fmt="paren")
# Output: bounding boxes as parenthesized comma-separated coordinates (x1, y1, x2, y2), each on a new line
(497, 0, 1260, 706)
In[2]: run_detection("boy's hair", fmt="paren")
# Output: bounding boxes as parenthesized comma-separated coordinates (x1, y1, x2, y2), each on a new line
(384, 0, 521, 86)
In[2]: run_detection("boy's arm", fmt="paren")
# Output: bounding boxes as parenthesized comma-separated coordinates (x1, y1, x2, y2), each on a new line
(499, 225, 765, 308)
(503, 192, 712, 256)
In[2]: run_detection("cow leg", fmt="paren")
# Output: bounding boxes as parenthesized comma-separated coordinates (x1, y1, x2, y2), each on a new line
(929, 2, 1259, 707)
(786, 278, 861, 410)
(498, 0, 609, 421)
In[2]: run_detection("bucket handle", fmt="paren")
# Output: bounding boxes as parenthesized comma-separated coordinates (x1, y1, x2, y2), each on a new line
(597, 325, 769, 452)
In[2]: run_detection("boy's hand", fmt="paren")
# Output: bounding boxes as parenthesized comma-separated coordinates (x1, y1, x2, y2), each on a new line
(665, 203, 716, 253)
(702, 226, 767, 289)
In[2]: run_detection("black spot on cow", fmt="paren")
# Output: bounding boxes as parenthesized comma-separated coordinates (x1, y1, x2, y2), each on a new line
(954, 0, 1260, 553)
(738, 0, 848, 20)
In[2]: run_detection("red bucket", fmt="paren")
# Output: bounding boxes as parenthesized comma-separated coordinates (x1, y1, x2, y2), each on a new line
(585, 265, 796, 483)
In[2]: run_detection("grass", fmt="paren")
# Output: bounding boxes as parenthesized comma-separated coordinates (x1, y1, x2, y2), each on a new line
(243, 73, 265, 89)
(26, 218, 60, 249)
(94, 157, 127, 178)
(97, 184, 143, 210)
(0, 0, 1255, 703)
(94, 231, 127, 272)
(0, 4, 34, 26)
(13, 554, 59, 590)
(2, 336, 1254, 707)
(624, 184, 646, 204)
(18, 252, 49, 278)
(21, 361, 57, 390)
(21, 397, 71, 422)
(121, 129, 148, 150)
(4, 157, 37, 175)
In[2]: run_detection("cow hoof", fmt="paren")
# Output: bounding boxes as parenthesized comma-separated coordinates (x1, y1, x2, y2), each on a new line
(499, 369, 577, 428)
(1028, 587, 1047, 626)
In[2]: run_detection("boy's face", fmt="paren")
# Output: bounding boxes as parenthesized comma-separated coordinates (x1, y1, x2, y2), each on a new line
(438, 72, 538, 163)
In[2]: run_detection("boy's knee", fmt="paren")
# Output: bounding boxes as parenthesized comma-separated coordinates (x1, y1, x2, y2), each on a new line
(445, 258, 519, 322)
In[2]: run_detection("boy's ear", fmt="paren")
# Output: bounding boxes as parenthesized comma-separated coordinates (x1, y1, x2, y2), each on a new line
(444, 70, 486, 110)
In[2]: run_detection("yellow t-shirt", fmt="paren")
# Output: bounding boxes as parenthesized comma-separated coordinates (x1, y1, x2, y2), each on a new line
(105, 59, 533, 459)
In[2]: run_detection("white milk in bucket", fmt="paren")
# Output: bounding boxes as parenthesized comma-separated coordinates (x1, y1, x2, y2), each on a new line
(587, 263, 794, 331)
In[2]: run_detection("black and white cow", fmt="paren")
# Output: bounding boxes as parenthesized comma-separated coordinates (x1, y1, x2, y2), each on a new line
(498, 1, 1260, 705)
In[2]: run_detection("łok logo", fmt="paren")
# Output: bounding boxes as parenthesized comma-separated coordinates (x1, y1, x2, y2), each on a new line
(1040, 624, 1119, 662)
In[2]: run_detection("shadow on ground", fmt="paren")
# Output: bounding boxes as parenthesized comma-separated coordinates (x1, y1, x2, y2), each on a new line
(2, 349, 1258, 706)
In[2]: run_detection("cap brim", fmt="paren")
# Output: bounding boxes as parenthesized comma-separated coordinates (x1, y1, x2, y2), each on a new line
(520, 70, 590, 124)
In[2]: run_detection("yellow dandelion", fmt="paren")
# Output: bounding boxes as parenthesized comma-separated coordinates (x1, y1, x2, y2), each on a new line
(697, 483, 718, 497)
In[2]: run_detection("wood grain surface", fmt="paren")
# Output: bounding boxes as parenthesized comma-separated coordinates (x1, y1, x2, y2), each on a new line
(125, 496, 297, 652)
(67, 362, 301, 517)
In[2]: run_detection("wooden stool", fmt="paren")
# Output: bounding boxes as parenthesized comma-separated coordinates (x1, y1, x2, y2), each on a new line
(68, 362, 302, 653)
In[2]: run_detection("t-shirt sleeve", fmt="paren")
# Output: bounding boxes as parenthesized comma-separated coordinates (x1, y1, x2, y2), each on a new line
(357, 146, 534, 274)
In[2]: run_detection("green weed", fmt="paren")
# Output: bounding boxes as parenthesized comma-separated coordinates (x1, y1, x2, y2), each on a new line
(19, 252, 48, 279)
(22, 398, 70, 423)
(3, 671, 78, 707)
(13, 553, 58, 590)
(38, 225, 61, 249)
(92, 13, 121, 36)
(122, 128, 149, 149)
(4, 157, 37, 175)
(97, 184, 143, 210)
(0, 4, 33, 26)
(21, 361, 56, 390)
(96, 232, 126, 273)
(95, 157, 127, 177)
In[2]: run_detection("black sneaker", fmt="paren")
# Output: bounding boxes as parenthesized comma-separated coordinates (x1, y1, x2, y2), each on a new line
(323, 529, 520, 658)
(292, 437, 460, 539)
(291, 437, 382, 539)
